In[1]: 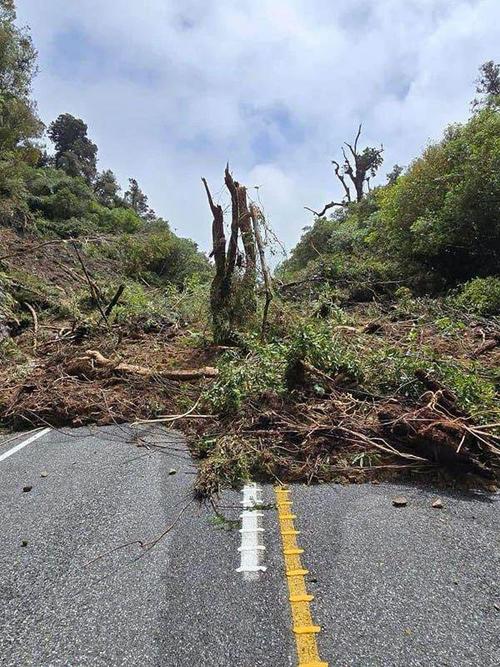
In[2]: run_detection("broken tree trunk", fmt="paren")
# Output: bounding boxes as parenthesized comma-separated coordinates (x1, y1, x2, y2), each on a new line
(250, 203, 273, 340)
(202, 165, 258, 344)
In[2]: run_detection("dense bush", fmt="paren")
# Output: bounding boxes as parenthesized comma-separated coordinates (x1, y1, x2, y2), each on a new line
(95, 224, 211, 286)
(283, 107, 500, 299)
(376, 108, 500, 284)
(453, 276, 500, 316)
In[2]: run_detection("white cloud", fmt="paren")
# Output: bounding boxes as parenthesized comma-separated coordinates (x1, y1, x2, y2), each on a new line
(17, 0, 500, 255)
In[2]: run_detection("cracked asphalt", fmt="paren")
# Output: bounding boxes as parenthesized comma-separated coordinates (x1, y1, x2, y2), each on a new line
(0, 424, 498, 666)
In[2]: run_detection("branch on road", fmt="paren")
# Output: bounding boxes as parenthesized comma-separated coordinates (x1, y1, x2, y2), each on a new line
(85, 498, 194, 567)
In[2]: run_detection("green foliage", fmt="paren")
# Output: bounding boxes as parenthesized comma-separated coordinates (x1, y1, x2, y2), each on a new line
(110, 282, 174, 328)
(280, 215, 339, 275)
(164, 275, 210, 329)
(452, 276, 500, 316)
(351, 451, 382, 468)
(48, 113, 98, 184)
(94, 169, 121, 207)
(0, 5, 42, 151)
(206, 320, 363, 414)
(195, 434, 268, 496)
(439, 364, 498, 423)
(285, 103, 500, 298)
(97, 224, 211, 286)
(0, 337, 25, 361)
(472, 60, 500, 111)
(95, 205, 142, 234)
(377, 108, 500, 285)
(124, 177, 154, 220)
(285, 321, 363, 388)
(434, 316, 465, 335)
(205, 338, 286, 416)
(0, 151, 31, 227)
(365, 344, 436, 398)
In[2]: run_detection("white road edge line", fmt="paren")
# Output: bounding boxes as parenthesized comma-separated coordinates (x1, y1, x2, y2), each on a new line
(0, 427, 52, 463)
(236, 482, 267, 580)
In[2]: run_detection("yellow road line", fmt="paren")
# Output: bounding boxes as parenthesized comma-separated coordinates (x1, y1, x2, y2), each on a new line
(275, 486, 328, 667)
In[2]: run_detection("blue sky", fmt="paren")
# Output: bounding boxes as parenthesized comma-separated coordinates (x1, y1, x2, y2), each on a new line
(17, 0, 500, 256)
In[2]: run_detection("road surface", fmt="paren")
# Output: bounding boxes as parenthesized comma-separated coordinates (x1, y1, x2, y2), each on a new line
(0, 424, 498, 666)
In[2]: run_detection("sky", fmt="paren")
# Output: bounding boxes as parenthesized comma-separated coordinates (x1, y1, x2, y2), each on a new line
(17, 0, 500, 258)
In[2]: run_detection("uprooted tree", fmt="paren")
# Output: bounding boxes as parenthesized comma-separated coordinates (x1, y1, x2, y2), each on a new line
(202, 165, 272, 344)
(306, 124, 384, 216)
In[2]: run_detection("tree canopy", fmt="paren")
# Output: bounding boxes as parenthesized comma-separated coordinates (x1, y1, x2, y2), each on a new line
(283, 66, 500, 296)
(48, 113, 98, 184)
(0, 1, 42, 152)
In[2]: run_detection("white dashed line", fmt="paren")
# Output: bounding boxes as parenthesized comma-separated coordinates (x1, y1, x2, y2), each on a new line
(236, 482, 267, 579)
(0, 427, 52, 463)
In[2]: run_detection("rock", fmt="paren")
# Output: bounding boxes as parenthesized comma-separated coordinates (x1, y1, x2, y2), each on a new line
(40, 471, 48, 478)
(21, 540, 28, 547)
(168, 468, 177, 476)
(432, 498, 444, 509)
(392, 496, 407, 507)
(22, 485, 32, 493)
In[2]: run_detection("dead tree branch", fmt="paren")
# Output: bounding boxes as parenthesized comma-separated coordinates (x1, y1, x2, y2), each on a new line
(304, 201, 345, 217)
(72, 241, 110, 329)
(105, 284, 125, 317)
(250, 203, 274, 340)
(307, 124, 383, 213)
(24, 302, 38, 351)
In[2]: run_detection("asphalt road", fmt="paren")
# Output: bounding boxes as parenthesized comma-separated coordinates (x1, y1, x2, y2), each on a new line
(0, 424, 498, 666)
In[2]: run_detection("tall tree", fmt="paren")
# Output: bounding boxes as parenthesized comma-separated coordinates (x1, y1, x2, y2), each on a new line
(48, 113, 98, 183)
(306, 124, 383, 216)
(0, 0, 42, 151)
(124, 177, 155, 220)
(472, 60, 500, 110)
(94, 169, 120, 207)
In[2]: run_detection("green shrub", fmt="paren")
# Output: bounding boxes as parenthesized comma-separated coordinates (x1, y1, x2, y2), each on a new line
(93, 204, 142, 234)
(164, 276, 210, 329)
(94, 227, 211, 287)
(439, 364, 498, 423)
(110, 282, 175, 327)
(365, 344, 436, 397)
(0, 338, 26, 361)
(453, 276, 500, 316)
(285, 321, 363, 389)
(205, 339, 286, 416)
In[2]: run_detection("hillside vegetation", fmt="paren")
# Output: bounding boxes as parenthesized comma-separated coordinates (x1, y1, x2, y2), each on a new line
(1, 2, 498, 496)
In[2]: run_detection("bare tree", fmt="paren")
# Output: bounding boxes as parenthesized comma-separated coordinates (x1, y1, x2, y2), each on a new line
(306, 124, 384, 216)
(202, 165, 258, 344)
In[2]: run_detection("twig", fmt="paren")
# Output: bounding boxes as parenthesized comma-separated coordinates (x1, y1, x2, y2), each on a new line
(85, 498, 194, 567)
(71, 241, 110, 329)
(24, 302, 38, 351)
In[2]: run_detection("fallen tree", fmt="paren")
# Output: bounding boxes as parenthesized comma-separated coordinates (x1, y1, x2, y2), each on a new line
(66, 350, 218, 380)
